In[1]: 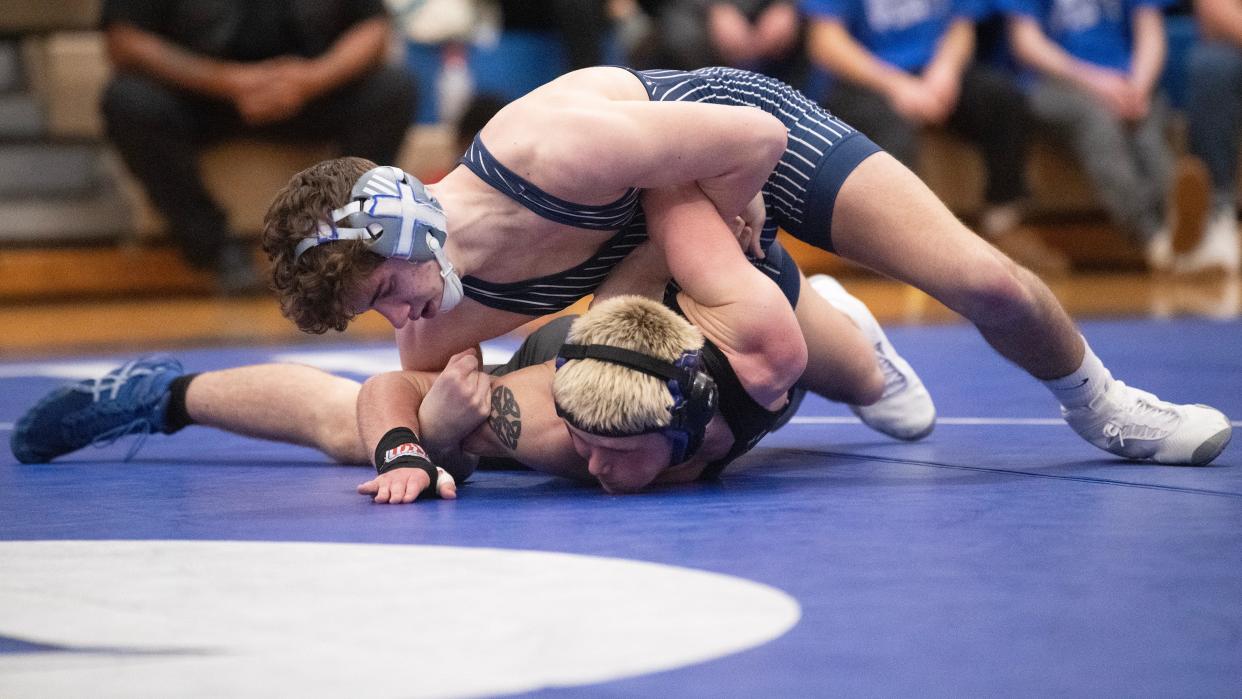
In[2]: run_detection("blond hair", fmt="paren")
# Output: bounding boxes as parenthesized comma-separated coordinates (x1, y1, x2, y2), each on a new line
(552, 295, 704, 434)
(262, 157, 385, 334)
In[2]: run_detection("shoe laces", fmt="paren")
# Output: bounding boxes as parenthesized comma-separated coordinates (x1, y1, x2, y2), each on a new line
(89, 418, 155, 462)
(78, 358, 164, 403)
(1100, 384, 1180, 447)
(70, 355, 181, 461)
(874, 342, 908, 399)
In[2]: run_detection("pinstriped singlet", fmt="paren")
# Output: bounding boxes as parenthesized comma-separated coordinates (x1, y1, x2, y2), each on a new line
(460, 136, 641, 230)
(458, 66, 873, 316)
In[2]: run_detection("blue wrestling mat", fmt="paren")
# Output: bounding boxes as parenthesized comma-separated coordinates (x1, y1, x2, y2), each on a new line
(1, 317, 1239, 697)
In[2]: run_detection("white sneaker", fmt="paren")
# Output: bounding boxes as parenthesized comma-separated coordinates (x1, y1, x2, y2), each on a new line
(1062, 380, 1232, 465)
(809, 274, 936, 441)
(1175, 207, 1240, 275)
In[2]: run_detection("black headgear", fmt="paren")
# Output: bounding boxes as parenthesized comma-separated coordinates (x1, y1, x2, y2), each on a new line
(554, 343, 718, 465)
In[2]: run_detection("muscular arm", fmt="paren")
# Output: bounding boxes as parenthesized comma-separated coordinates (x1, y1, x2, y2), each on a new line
(396, 300, 534, 371)
(523, 96, 787, 223)
(356, 357, 586, 502)
(643, 184, 807, 409)
(590, 240, 672, 305)
(461, 365, 586, 480)
(356, 369, 478, 483)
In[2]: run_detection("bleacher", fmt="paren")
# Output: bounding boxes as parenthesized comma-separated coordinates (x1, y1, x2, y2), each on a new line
(0, 1, 1211, 302)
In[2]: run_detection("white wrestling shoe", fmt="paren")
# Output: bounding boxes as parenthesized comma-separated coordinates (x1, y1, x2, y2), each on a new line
(1062, 380, 1232, 465)
(809, 274, 936, 441)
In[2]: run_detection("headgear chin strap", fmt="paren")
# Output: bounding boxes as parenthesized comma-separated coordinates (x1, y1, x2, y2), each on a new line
(554, 343, 718, 466)
(294, 165, 463, 313)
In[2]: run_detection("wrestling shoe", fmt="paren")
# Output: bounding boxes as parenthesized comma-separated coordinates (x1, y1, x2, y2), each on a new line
(809, 274, 936, 441)
(1062, 380, 1232, 465)
(10, 355, 183, 464)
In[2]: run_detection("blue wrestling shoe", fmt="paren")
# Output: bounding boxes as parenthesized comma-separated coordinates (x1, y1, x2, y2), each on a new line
(10, 355, 183, 464)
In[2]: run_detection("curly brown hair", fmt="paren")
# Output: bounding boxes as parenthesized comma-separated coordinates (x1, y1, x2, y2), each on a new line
(262, 157, 386, 334)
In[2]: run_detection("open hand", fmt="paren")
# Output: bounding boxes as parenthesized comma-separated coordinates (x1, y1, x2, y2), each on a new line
(357, 465, 457, 504)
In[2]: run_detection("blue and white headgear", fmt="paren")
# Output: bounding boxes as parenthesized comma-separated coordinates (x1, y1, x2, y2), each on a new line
(294, 166, 463, 313)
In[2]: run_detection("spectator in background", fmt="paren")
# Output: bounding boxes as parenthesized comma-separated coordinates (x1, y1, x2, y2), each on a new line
(100, 0, 415, 293)
(497, 0, 612, 71)
(1176, 0, 1242, 274)
(803, 0, 1068, 276)
(1003, 0, 1176, 271)
(639, 1, 805, 82)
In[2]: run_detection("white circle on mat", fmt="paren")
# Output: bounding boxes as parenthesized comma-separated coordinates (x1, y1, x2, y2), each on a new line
(0, 540, 799, 698)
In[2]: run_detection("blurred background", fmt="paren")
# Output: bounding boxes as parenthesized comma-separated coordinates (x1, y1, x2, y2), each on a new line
(0, 0, 1238, 359)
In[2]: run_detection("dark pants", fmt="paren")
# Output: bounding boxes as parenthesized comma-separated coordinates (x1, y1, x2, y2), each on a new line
(826, 62, 1030, 206)
(101, 66, 416, 269)
(1187, 39, 1242, 210)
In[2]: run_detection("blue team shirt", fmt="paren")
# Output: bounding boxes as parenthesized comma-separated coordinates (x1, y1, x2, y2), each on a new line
(802, 0, 987, 71)
(996, 0, 1172, 72)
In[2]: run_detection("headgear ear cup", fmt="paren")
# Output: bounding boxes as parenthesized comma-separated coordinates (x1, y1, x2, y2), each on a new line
(294, 166, 463, 313)
(554, 344, 717, 465)
(428, 236, 464, 312)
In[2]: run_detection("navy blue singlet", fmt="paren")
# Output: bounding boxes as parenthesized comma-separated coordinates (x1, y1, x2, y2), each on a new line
(458, 66, 880, 316)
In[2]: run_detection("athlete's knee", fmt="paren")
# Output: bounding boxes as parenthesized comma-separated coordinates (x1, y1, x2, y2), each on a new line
(954, 252, 1040, 326)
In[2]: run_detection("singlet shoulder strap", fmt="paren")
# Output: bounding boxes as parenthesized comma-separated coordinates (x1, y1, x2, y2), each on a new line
(459, 135, 640, 230)
(460, 218, 648, 316)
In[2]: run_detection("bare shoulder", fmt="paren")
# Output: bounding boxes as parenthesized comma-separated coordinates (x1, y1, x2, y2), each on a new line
(474, 68, 653, 204)
(483, 67, 646, 139)
(530, 66, 650, 101)
(460, 362, 585, 478)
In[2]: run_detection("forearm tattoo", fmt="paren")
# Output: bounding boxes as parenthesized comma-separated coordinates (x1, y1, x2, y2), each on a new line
(488, 386, 522, 450)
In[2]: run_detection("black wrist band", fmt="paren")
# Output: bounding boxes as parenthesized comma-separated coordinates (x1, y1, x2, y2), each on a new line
(373, 427, 440, 496)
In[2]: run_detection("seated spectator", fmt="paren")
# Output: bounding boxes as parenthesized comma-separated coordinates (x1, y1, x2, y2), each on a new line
(1003, 0, 1177, 271)
(803, 0, 1068, 276)
(497, 0, 612, 71)
(100, 0, 415, 293)
(641, 1, 805, 82)
(402, 0, 612, 124)
(1177, 0, 1242, 274)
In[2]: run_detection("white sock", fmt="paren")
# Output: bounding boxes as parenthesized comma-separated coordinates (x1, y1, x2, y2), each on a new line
(1042, 337, 1112, 409)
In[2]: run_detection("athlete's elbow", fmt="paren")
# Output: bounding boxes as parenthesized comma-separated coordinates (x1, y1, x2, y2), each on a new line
(754, 112, 788, 167)
(769, 330, 808, 384)
(756, 299, 807, 381)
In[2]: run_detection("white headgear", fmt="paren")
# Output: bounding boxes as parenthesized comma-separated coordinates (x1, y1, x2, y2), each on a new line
(294, 166, 463, 312)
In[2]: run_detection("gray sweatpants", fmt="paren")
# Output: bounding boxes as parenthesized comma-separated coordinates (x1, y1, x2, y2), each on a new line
(1029, 78, 1173, 243)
